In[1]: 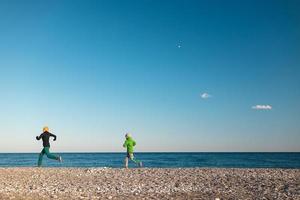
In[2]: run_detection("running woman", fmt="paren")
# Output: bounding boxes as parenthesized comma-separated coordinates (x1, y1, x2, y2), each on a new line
(36, 126, 62, 167)
(123, 133, 142, 168)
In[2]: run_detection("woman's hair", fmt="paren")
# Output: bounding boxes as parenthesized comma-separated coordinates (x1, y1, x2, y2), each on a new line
(43, 126, 49, 132)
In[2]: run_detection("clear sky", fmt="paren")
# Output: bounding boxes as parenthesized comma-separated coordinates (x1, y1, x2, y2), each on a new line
(0, 0, 299, 152)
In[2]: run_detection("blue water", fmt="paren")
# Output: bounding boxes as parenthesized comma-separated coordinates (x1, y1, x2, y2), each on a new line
(0, 153, 299, 168)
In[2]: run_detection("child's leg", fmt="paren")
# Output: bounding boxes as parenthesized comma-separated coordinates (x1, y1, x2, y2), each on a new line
(129, 153, 140, 164)
(38, 148, 45, 167)
(124, 156, 129, 168)
(44, 147, 59, 160)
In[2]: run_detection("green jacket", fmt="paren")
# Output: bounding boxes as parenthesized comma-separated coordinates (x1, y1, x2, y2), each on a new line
(123, 137, 136, 153)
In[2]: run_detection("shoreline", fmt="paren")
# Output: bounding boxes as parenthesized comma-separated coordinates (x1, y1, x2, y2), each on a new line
(0, 168, 299, 199)
(0, 166, 299, 169)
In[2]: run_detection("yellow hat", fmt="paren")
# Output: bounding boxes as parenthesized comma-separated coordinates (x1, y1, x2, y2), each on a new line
(43, 126, 49, 132)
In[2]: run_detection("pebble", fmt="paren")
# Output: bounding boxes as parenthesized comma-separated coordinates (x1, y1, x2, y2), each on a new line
(0, 168, 297, 199)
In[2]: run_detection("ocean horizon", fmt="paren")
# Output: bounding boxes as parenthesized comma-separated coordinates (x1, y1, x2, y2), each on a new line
(0, 152, 299, 168)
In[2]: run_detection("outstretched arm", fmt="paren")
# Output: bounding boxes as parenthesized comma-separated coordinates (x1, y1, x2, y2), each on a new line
(36, 133, 43, 140)
(50, 133, 57, 141)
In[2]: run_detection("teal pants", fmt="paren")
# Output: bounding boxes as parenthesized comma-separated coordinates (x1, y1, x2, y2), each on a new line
(38, 147, 58, 167)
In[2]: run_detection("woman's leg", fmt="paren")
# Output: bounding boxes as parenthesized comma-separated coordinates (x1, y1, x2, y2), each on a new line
(38, 148, 45, 167)
(44, 147, 59, 160)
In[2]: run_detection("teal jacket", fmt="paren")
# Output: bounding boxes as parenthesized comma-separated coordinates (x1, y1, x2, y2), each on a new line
(123, 137, 136, 153)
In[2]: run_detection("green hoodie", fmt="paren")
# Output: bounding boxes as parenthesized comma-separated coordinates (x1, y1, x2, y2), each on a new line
(123, 137, 136, 153)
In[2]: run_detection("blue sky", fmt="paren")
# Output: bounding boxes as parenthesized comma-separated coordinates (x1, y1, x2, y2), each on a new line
(0, 0, 299, 152)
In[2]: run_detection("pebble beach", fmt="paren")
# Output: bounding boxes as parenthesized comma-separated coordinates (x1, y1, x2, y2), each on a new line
(0, 168, 299, 199)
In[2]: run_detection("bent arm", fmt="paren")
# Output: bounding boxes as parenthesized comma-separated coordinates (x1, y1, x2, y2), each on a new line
(36, 134, 43, 140)
(123, 141, 127, 148)
(50, 133, 57, 141)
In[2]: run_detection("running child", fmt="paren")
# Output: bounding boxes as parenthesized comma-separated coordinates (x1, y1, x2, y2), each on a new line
(36, 126, 62, 167)
(123, 133, 142, 168)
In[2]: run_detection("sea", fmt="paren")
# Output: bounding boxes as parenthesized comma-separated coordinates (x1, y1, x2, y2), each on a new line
(0, 152, 299, 168)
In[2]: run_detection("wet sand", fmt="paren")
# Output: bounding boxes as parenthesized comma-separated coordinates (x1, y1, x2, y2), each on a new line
(0, 168, 299, 199)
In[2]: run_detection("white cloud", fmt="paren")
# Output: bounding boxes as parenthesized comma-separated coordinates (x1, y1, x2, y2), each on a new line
(251, 105, 272, 110)
(201, 93, 212, 99)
